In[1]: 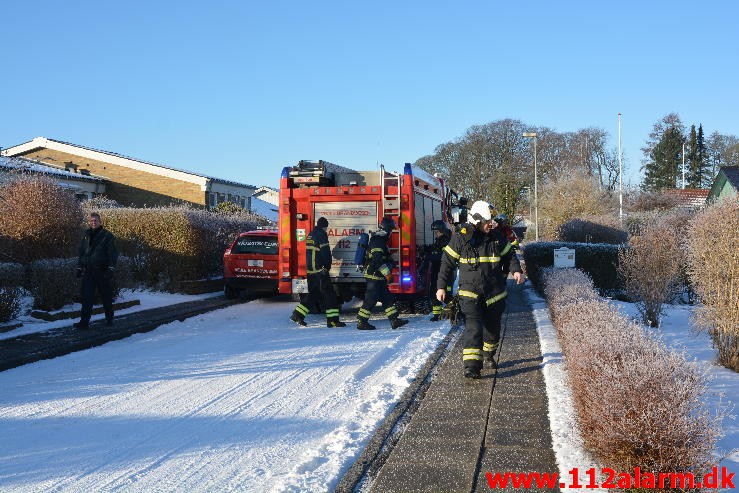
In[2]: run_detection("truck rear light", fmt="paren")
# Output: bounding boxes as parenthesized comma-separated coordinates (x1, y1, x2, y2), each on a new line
(401, 246, 411, 268)
(401, 272, 412, 283)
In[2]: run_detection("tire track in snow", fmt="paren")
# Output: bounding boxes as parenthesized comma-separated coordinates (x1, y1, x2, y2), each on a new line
(272, 330, 444, 493)
(46, 372, 266, 492)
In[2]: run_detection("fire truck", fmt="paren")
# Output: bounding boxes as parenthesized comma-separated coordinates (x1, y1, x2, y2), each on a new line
(278, 160, 459, 304)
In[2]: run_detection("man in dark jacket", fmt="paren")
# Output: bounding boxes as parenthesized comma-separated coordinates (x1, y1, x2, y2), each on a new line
(436, 201, 524, 379)
(424, 220, 452, 321)
(356, 217, 409, 330)
(290, 217, 346, 328)
(74, 212, 118, 329)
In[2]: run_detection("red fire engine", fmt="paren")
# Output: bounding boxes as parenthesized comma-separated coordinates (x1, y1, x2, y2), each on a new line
(278, 160, 457, 303)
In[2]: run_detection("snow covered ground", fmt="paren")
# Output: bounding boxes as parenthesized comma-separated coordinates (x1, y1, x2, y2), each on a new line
(0, 289, 222, 341)
(0, 288, 735, 492)
(0, 296, 447, 492)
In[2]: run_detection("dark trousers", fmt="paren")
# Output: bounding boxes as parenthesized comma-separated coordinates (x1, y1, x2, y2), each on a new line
(459, 296, 506, 370)
(80, 269, 114, 325)
(293, 272, 339, 320)
(358, 279, 398, 321)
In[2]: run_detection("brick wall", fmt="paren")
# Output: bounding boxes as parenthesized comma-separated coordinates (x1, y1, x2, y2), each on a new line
(18, 149, 206, 207)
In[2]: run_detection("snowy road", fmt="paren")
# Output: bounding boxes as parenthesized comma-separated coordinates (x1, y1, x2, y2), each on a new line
(0, 298, 448, 492)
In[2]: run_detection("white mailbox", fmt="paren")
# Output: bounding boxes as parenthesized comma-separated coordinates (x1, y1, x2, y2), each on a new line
(553, 247, 576, 268)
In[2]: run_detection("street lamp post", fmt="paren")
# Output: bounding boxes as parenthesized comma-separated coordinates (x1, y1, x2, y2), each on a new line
(522, 132, 538, 241)
(618, 113, 623, 224)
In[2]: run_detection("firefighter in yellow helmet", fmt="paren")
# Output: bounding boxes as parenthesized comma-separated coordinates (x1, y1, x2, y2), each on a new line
(436, 200, 524, 379)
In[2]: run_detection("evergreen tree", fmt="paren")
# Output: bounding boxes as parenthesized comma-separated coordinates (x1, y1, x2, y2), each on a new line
(644, 126, 683, 191)
(686, 125, 700, 188)
(696, 124, 708, 187)
(641, 113, 685, 190)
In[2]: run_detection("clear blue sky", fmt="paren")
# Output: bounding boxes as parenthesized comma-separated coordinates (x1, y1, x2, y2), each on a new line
(2, 1, 737, 189)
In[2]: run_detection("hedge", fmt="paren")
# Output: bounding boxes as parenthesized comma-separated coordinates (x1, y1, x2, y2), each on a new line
(95, 207, 262, 290)
(522, 241, 622, 295)
(542, 268, 719, 476)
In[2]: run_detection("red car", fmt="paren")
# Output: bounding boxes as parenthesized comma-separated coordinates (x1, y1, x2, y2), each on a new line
(223, 229, 279, 298)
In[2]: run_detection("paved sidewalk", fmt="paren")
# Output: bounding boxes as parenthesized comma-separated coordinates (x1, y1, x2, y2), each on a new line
(367, 282, 560, 492)
(0, 296, 242, 372)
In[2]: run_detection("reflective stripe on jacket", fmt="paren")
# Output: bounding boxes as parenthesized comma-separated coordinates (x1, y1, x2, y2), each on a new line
(364, 233, 395, 280)
(306, 227, 332, 275)
(437, 223, 521, 300)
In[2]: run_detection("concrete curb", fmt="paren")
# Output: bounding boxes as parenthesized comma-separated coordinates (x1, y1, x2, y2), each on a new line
(0, 296, 243, 372)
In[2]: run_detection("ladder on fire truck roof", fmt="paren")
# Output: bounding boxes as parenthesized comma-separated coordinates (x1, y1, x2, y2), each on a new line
(380, 165, 401, 269)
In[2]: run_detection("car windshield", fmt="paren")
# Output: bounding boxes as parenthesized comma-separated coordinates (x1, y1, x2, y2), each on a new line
(231, 235, 278, 255)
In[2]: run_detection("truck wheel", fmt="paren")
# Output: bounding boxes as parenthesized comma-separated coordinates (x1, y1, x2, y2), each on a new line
(224, 285, 240, 299)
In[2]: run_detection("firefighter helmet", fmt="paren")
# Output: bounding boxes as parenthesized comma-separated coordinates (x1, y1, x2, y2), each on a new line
(379, 217, 396, 233)
(468, 201, 493, 225)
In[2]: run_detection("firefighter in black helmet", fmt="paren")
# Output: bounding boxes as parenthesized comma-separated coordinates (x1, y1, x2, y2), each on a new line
(425, 220, 452, 321)
(356, 217, 409, 330)
(290, 216, 346, 328)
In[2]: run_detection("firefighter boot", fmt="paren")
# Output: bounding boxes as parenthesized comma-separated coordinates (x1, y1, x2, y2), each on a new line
(290, 312, 307, 327)
(327, 318, 347, 328)
(430, 304, 443, 321)
(464, 367, 481, 379)
(390, 317, 409, 329)
(357, 320, 377, 330)
(483, 351, 498, 369)
(483, 342, 499, 369)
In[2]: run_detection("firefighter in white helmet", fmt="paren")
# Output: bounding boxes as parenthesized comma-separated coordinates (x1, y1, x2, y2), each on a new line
(436, 200, 525, 379)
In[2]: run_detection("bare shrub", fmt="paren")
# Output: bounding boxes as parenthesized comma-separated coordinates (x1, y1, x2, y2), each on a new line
(625, 190, 682, 213)
(686, 197, 739, 371)
(541, 268, 599, 328)
(0, 287, 22, 323)
(618, 223, 682, 327)
(26, 258, 79, 311)
(92, 206, 263, 290)
(543, 270, 720, 477)
(212, 201, 244, 214)
(0, 176, 83, 262)
(80, 195, 122, 213)
(537, 171, 616, 240)
(113, 256, 135, 292)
